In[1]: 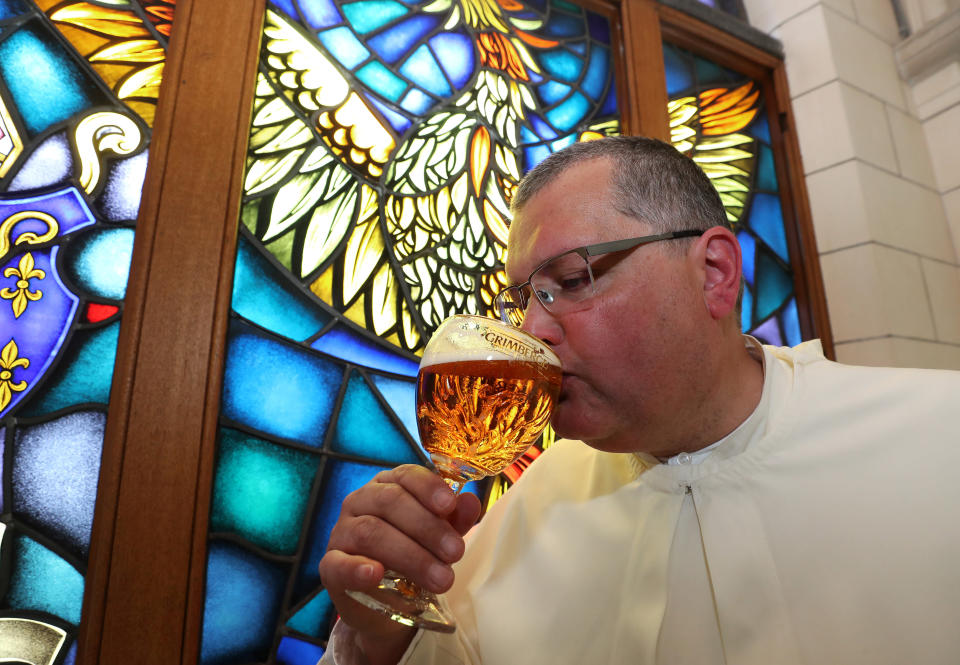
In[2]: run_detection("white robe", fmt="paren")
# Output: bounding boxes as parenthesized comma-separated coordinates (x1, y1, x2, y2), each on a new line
(325, 340, 960, 664)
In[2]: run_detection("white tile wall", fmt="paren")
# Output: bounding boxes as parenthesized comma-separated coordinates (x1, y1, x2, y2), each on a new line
(825, 8, 907, 108)
(885, 104, 938, 187)
(774, 6, 836, 96)
(921, 258, 960, 342)
(858, 162, 954, 261)
(793, 82, 855, 172)
(835, 336, 960, 369)
(922, 104, 960, 192)
(741, 0, 820, 34)
(820, 243, 935, 340)
(944, 187, 960, 258)
(839, 83, 899, 172)
(805, 161, 872, 252)
(850, 0, 902, 43)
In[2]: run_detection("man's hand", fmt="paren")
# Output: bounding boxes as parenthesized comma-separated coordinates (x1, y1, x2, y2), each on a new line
(319, 465, 482, 664)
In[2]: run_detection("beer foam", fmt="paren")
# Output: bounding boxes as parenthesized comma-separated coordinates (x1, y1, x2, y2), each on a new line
(420, 326, 560, 368)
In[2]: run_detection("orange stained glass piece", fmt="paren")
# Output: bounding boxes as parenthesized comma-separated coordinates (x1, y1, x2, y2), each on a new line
(470, 126, 491, 196)
(513, 28, 559, 49)
(699, 82, 759, 135)
(477, 32, 529, 81)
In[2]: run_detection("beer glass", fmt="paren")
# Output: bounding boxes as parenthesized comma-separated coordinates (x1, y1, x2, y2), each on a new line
(346, 314, 561, 632)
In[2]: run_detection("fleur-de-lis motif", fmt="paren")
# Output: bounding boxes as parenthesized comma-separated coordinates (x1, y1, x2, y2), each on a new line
(0, 338, 29, 412)
(1, 252, 45, 318)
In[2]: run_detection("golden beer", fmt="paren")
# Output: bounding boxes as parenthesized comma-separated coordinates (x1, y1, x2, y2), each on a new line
(417, 358, 561, 480)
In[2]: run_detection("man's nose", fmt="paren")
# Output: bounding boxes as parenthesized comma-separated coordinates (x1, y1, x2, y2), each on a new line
(520, 297, 563, 347)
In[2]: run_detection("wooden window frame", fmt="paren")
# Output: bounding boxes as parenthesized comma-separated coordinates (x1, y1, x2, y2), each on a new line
(74, 1, 830, 663)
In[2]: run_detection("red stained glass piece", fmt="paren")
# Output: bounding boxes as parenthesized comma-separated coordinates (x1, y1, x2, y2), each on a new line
(86, 302, 119, 322)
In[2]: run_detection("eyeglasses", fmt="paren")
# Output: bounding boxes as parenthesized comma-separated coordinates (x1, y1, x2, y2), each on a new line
(493, 230, 704, 326)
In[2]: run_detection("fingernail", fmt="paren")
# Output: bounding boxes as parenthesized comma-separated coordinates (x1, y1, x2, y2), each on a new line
(433, 489, 454, 511)
(428, 564, 453, 589)
(358, 564, 375, 582)
(440, 535, 460, 560)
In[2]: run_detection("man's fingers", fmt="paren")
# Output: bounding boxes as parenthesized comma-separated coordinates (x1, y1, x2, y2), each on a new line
(319, 549, 384, 595)
(450, 492, 482, 535)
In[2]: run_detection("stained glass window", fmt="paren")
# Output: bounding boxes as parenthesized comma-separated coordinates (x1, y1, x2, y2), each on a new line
(0, 1, 175, 661)
(201, 0, 620, 660)
(663, 42, 801, 347)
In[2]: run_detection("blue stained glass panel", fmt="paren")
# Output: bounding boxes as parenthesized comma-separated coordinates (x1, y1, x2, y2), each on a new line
(740, 286, 753, 333)
(331, 372, 420, 463)
(63, 228, 135, 300)
(749, 193, 788, 262)
(539, 49, 582, 82)
(747, 111, 771, 143)
(12, 412, 105, 557)
(663, 46, 693, 95)
(366, 93, 412, 132)
(221, 324, 345, 446)
(5, 534, 84, 625)
(587, 12, 610, 43)
(233, 236, 330, 342)
(543, 12, 582, 37)
(6, 132, 73, 191)
(0, 247, 78, 417)
(399, 87, 434, 115)
(528, 115, 558, 140)
(738, 230, 756, 285)
(318, 27, 370, 69)
(201, 542, 288, 664)
(600, 83, 617, 115)
(755, 249, 793, 322)
(751, 314, 783, 347)
(356, 60, 407, 101)
(0, 22, 102, 136)
(783, 298, 801, 347)
(538, 80, 571, 105)
(369, 373, 420, 445)
(755, 144, 778, 192)
(21, 321, 119, 417)
(299, 0, 342, 28)
(293, 459, 384, 598)
(428, 32, 473, 89)
(210, 428, 319, 555)
(287, 589, 335, 638)
(342, 0, 410, 34)
(696, 57, 730, 85)
(581, 46, 608, 100)
(399, 44, 451, 96)
(270, 0, 299, 20)
(0, 0, 28, 19)
(545, 92, 589, 131)
(310, 324, 419, 376)
(277, 637, 325, 665)
(369, 15, 440, 63)
(98, 151, 149, 222)
(0, 427, 4, 513)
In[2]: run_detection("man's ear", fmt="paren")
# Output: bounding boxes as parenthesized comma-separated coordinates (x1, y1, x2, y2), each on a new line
(697, 227, 742, 321)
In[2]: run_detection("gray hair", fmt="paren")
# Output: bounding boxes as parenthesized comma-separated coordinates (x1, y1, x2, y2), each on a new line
(511, 136, 731, 236)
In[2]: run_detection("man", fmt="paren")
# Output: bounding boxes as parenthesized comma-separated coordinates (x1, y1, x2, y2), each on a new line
(318, 137, 960, 664)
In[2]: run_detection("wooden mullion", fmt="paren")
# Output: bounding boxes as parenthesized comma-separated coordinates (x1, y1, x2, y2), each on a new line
(77, 0, 266, 662)
(619, 0, 670, 139)
(769, 63, 834, 356)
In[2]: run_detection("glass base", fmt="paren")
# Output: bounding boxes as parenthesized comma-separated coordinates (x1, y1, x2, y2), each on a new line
(345, 570, 457, 633)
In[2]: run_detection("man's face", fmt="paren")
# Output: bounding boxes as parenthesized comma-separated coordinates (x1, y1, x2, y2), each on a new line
(506, 158, 712, 455)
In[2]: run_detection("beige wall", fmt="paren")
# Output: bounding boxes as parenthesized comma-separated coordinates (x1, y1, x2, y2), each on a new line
(742, 0, 960, 369)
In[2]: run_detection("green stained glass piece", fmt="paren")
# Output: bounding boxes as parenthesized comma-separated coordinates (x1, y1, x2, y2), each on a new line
(356, 61, 406, 101)
(552, 0, 582, 11)
(21, 322, 120, 416)
(210, 428, 319, 555)
(6, 534, 84, 625)
(695, 55, 733, 86)
(342, 0, 409, 34)
(754, 248, 793, 322)
(265, 230, 296, 271)
(287, 589, 335, 638)
(332, 372, 420, 464)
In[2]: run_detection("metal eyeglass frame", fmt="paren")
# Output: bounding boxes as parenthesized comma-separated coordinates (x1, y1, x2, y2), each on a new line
(494, 229, 705, 325)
